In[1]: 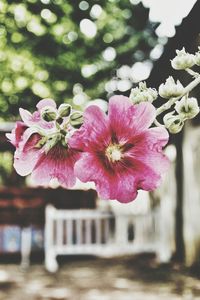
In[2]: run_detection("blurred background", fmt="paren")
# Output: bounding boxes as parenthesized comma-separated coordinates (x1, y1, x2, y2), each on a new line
(0, 0, 200, 299)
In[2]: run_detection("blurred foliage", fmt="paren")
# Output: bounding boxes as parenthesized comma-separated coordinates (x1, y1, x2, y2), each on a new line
(0, 152, 13, 185)
(0, 0, 158, 120)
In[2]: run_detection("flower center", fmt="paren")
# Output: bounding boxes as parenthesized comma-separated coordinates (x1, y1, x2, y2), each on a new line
(105, 144, 122, 163)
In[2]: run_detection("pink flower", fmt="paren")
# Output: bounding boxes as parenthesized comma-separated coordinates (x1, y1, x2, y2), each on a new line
(69, 95, 169, 202)
(7, 99, 79, 188)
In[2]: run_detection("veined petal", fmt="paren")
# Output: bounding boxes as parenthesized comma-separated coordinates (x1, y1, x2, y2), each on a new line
(31, 145, 78, 188)
(108, 95, 133, 123)
(69, 105, 109, 151)
(6, 121, 27, 147)
(74, 153, 138, 202)
(14, 128, 43, 176)
(130, 102, 156, 133)
(74, 153, 111, 198)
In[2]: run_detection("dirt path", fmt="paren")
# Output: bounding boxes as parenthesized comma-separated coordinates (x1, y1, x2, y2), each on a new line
(0, 254, 200, 300)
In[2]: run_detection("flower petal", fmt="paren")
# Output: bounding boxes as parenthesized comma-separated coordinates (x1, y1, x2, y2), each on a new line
(69, 105, 109, 151)
(126, 126, 169, 176)
(19, 108, 34, 127)
(130, 102, 156, 133)
(108, 95, 133, 124)
(31, 146, 78, 188)
(6, 121, 27, 147)
(14, 128, 43, 176)
(74, 153, 138, 202)
(36, 98, 57, 111)
(19, 107, 54, 130)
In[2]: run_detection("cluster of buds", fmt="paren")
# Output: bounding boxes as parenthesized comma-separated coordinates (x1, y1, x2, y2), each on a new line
(129, 48, 200, 134)
(41, 103, 83, 128)
(129, 82, 158, 104)
(39, 102, 84, 153)
(171, 48, 195, 70)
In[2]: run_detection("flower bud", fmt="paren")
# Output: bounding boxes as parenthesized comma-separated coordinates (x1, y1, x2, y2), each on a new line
(171, 48, 195, 70)
(175, 96, 199, 120)
(41, 106, 57, 122)
(70, 111, 83, 128)
(44, 133, 62, 153)
(195, 47, 200, 66)
(163, 111, 184, 134)
(129, 82, 158, 104)
(159, 76, 184, 99)
(58, 103, 72, 118)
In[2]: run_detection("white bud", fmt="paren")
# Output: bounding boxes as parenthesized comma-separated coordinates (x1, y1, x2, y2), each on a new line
(175, 96, 199, 120)
(58, 103, 72, 118)
(163, 111, 184, 134)
(195, 47, 200, 66)
(171, 48, 195, 70)
(129, 82, 158, 104)
(159, 76, 184, 99)
(41, 106, 57, 122)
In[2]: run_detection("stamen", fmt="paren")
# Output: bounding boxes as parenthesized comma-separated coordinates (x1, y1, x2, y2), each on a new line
(105, 144, 122, 162)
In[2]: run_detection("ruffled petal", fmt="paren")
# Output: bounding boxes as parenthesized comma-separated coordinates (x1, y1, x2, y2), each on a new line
(108, 95, 133, 123)
(36, 98, 57, 111)
(74, 153, 111, 198)
(6, 121, 27, 147)
(74, 153, 138, 202)
(19, 108, 54, 130)
(19, 108, 34, 127)
(130, 102, 156, 133)
(31, 145, 78, 188)
(69, 105, 109, 151)
(125, 126, 169, 176)
(107, 172, 138, 203)
(14, 128, 43, 176)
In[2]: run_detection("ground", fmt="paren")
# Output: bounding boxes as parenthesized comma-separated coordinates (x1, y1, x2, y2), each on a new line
(0, 254, 200, 300)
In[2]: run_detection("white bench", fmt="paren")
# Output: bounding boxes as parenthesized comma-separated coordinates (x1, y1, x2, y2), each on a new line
(44, 205, 158, 272)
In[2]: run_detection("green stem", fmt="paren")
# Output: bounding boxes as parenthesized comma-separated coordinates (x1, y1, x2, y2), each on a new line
(156, 74, 200, 117)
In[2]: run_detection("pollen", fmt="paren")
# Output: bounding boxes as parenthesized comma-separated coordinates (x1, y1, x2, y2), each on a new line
(105, 144, 122, 162)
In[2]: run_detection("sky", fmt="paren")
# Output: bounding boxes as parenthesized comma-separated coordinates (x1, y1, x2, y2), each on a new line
(141, 0, 197, 37)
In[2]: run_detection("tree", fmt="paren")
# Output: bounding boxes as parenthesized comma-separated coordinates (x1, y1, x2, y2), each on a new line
(0, 0, 157, 120)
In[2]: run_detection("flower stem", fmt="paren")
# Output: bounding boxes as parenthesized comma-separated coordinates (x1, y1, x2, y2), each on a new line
(156, 74, 200, 117)
(186, 68, 199, 78)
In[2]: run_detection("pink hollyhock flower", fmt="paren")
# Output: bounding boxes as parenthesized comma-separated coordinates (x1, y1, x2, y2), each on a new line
(7, 99, 79, 188)
(69, 95, 169, 203)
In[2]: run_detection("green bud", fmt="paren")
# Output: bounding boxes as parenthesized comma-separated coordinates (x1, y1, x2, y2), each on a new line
(129, 82, 158, 104)
(41, 106, 57, 122)
(163, 111, 184, 134)
(175, 96, 199, 120)
(70, 111, 83, 128)
(58, 103, 72, 118)
(171, 48, 195, 70)
(44, 133, 61, 154)
(159, 77, 184, 99)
